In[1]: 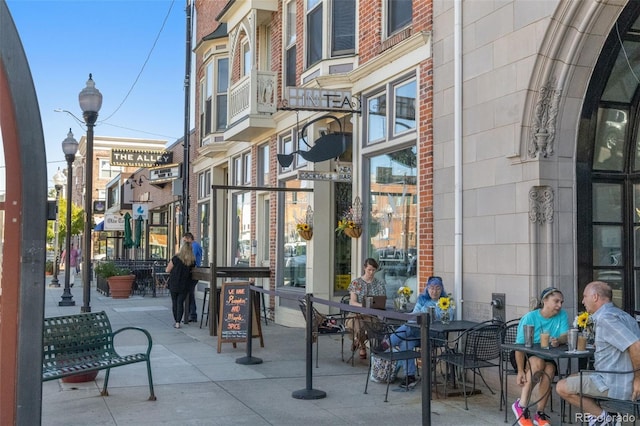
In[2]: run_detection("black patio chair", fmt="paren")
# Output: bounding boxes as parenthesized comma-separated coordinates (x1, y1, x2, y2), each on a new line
(362, 318, 422, 402)
(298, 299, 347, 368)
(499, 318, 520, 421)
(339, 294, 357, 366)
(439, 320, 503, 409)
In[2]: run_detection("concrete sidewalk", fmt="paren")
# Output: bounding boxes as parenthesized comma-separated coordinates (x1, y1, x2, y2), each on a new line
(41, 275, 558, 426)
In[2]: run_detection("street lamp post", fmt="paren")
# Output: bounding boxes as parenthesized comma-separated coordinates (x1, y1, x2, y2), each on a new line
(49, 169, 65, 287)
(59, 129, 78, 306)
(79, 74, 102, 313)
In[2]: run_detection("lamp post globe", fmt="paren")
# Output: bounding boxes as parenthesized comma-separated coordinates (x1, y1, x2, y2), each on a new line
(79, 74, 102, 313)
(59, 129, 78, 306)
(49, 169, 66, 287)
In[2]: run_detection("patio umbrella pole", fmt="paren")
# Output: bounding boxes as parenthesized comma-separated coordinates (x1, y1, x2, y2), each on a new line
(292, 293, 326, 400)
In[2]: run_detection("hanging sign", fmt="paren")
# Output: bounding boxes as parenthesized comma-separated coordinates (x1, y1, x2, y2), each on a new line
(132, 203, 148, 220)
(104, 213, 126, 231)
(149, 164, 181, 183)
(111, 149, 173, 167)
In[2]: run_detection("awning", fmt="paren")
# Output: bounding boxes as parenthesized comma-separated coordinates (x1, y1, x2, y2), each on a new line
(94, 221, 104, 231)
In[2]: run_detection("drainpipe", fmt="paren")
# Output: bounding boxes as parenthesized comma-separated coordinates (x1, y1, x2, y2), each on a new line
(454, 0, 463, 319)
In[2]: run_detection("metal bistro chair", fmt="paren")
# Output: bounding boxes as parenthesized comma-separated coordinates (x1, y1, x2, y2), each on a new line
(579, 367, 640, 420)
(339, 294, 357, 365)
(499, 318, 520, 421)
(439, 320, 503, 410)
(363, 318, 422, 402)
(298, 299, 347, 368)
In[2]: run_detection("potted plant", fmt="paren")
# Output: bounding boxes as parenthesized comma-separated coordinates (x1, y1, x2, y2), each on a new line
(94, 261, 134, 299)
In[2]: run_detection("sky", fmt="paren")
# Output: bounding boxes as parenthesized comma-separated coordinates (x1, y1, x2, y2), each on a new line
(5, 0, 189, 191)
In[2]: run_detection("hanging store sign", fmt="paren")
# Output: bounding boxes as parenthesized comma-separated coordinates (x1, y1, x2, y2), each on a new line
(104, 213, 126, 231)
(283, 87, 359, 112)
(149, 163, 181, 184)
(132, 203, 148, 220)
(297, 164, 352, 182)
(111, 149, 173, 167)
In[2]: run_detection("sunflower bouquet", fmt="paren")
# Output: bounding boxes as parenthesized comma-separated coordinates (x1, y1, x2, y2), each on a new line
(437, 295, 455, 323)
(397, 286, 413, 297)
(573, 311, 595, 346)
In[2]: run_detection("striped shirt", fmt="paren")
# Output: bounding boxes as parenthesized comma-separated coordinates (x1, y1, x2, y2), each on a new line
(591, 302, 640, 400)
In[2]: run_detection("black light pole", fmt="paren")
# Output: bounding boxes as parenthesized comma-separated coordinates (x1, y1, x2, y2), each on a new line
(49, 170, 65, 287)
(59, 129, 78, 306)
(78, 74, 102, 313)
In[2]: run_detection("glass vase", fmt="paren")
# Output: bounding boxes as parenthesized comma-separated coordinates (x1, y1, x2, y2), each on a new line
(440, 310, 451, 324)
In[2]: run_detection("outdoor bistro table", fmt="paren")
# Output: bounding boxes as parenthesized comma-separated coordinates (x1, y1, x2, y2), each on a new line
(429, 320, 482, 396)
(500, 342, 594, 424)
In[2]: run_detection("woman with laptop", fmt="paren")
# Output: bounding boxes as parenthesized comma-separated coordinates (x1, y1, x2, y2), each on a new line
(347, 258, 387, 359)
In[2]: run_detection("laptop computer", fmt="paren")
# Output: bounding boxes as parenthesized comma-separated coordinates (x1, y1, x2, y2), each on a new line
(366, 295, 387, 310)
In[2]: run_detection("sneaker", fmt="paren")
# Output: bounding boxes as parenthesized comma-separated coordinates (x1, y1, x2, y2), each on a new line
(534, 411, 551, 426)
(512, 400, 533, 426)
(586, 412, 621, 426)
(399, 375, 417, 389)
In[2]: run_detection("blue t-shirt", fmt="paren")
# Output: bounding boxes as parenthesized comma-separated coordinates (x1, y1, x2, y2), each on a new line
(515, 309, 570, 344)
(191, 240, 203, 267)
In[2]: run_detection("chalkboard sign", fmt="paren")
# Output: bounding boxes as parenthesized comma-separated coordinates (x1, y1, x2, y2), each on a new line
(217, 281, 263, 353)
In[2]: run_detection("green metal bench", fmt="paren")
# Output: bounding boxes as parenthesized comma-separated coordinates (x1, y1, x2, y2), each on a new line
(42, 311, 156, 401)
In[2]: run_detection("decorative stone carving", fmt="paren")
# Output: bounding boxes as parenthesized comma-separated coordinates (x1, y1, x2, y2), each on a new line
(529, 81, 562, 158)
(529, 186, 554, 224)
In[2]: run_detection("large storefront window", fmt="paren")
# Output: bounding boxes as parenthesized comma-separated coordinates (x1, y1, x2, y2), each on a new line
(578, 3, 640, 314)
(281, 180, 309, 288)
(366, 146, 417, 300)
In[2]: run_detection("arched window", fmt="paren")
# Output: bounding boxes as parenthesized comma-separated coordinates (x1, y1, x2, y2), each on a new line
(578, 2, 640, 314)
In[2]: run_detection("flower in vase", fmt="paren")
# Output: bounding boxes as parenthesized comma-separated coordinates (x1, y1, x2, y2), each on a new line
(573, 311, 593, 331)
(397, 286, 413, 298)
(437, 296, 453, 311)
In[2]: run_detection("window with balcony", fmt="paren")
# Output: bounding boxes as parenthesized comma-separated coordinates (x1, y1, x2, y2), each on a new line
(285, 0, 297, 87)
(200, 57, 228, 141)
(386, 0, 412, 37)
(216, 58, 228, 130)
(364, 75, 416, 145)
(306, 0, 355, 67)
(242, 40, 251, 77)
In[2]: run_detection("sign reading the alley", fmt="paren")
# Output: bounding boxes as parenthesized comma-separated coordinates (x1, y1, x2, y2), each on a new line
(284, 87, 359, 111)
(149, 164, 181, 183)
(111, 149, 173, 167)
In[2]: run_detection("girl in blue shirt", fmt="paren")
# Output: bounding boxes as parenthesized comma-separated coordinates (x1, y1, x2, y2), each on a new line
(512, 287, 569, 426)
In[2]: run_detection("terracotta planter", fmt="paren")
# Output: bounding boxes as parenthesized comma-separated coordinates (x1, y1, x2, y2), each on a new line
(61, 370, 99, 383)
(344, 227, 362, 238)
(107, 274, 135, 298)
(298, 229, 313, 240)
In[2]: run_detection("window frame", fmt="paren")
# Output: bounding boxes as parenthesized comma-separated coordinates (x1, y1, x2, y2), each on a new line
(363, 74, 417, 146)
(285, 0, 297, 87)
(386, 0, 413, 38)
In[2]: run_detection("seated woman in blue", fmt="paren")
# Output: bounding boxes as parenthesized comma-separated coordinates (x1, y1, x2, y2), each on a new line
(389, 276, 454, 387)
(511, 287, 569, 426)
